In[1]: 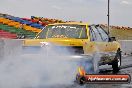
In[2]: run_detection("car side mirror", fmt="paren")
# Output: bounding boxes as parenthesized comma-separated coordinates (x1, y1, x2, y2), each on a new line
(109, 37, 116, 42)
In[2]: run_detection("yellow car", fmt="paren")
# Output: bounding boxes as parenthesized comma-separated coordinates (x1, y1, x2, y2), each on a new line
(24, 22, 120, 53)
(23, 22, 121, 73)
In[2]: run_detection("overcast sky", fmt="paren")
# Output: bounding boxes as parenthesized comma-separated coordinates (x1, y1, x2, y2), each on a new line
(0, 0, 132, 27)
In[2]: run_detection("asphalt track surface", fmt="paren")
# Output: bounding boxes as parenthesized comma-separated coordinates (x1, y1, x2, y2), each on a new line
(46, 55, 132, 88)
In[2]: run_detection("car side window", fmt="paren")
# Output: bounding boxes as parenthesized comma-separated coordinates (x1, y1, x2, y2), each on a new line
(89, 26, 97, 41)
(90, 26, 103, 42)
(96, 26, 109, 42)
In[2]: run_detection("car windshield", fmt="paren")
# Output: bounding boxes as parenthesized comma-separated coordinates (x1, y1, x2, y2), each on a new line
(45, 24, 87, 39)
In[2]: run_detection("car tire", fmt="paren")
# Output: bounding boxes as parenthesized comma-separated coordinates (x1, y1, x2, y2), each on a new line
(112, 48, 121, 73)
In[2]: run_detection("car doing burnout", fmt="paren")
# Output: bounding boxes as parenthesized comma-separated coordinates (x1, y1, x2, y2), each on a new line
(23, 22, 122, 77)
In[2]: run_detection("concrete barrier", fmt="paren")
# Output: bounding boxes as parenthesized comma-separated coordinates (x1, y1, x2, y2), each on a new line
(0, 39, 23, 59)
(0, 39, 132, 59)
(0, 39, 4, 59)
(118, 40, 132, 55)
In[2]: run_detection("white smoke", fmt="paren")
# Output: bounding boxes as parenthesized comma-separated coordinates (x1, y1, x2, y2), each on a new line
(0, 44, 78, 88)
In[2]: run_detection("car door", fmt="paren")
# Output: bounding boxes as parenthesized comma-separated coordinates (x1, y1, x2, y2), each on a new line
(83, 25, 119, 54)
(94, 26, 112, 52)
(95, 26, 120, 52)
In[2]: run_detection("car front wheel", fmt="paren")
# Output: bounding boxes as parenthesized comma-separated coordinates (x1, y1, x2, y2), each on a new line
(112, 49, 121, 73)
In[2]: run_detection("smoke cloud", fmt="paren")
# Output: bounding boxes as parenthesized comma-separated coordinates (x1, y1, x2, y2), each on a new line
(0, 44, 78, 88)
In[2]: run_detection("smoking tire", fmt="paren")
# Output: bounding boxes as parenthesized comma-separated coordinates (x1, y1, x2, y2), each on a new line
(92, 53, 100, 73)
(84, 53, 100, 74)
(112, 48, 121, 73)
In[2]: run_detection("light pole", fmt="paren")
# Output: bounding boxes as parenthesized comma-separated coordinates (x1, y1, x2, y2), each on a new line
(107, 0, 110, 35)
